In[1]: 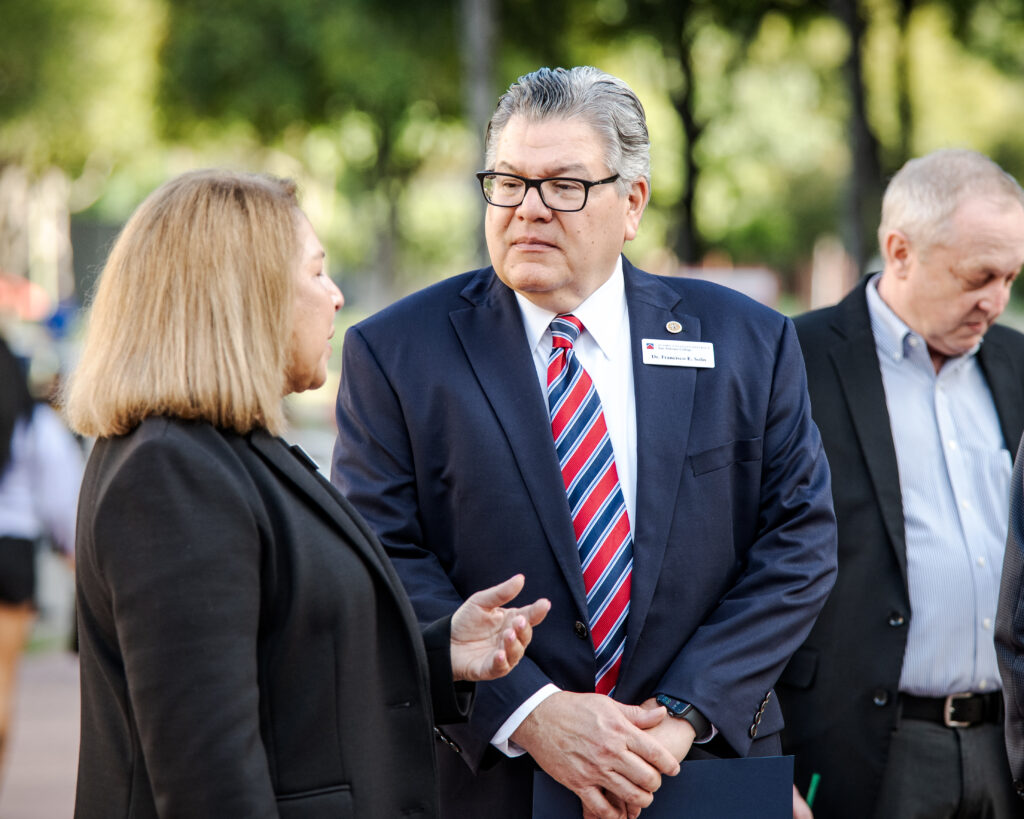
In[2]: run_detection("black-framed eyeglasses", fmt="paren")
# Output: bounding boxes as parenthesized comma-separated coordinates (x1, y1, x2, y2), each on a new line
(475, 171, 620, 213)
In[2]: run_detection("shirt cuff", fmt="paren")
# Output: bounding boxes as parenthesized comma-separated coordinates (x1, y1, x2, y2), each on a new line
(490, 683, 561, 757)
(695, 724, 718, 744)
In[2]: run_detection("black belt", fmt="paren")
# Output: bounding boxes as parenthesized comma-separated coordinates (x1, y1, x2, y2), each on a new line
(899, 691, 1003, 727)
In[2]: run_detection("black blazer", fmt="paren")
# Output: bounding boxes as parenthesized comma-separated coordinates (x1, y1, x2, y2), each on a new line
(778, 278, 1024, 818)
(74, 417, 469, 819)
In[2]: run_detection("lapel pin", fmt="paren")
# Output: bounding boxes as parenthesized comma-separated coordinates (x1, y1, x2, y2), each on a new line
(666, 320, 682, 334)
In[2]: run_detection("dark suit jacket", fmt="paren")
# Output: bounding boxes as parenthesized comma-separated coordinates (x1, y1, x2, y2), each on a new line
(997, 433, 1024, 792)
(779, 277, 1024, 818)
(74, 417, 470, 819)
(331, 258, 837, 816)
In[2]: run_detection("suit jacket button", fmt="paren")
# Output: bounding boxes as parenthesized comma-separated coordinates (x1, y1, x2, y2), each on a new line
(574, 621, 589, 640)
(872, 689, 890, 707)
(887, 612, 906, 627)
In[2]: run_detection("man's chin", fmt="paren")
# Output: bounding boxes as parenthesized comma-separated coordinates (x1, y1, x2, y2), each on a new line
(964, 323, 992, 345)
(936, 334, 984, 359)
(497, 265, 569, 295)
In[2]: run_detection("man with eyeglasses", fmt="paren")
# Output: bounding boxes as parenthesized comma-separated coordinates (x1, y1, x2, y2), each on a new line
(332, 66, 837, 819)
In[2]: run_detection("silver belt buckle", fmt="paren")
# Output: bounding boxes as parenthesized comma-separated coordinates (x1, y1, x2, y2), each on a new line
(943, 692, 972, 727)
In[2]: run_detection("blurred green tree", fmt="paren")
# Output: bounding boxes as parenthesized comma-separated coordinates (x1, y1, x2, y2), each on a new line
(158, 0, 579, 302)
(0, 0, 160, 173)
(160, 0, 465, 301)
(589, 0, 858, 270)
(0, 0, 160, 298)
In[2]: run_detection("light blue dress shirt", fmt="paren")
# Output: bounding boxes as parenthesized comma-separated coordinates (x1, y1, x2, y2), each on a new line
(866, 276, 1011, 696)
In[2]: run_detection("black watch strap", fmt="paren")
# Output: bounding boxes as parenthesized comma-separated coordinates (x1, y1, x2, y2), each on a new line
(655, 693, 711, 740)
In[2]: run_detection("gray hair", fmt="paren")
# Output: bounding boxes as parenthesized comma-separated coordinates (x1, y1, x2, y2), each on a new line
(878, 148, 1024, 254)
(483, 66, 651, 193)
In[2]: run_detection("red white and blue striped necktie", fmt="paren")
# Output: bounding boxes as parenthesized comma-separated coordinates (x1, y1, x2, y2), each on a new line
(547, 314, 633, 696)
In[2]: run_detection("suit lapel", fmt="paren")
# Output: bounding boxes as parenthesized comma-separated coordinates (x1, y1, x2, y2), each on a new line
(978, 330, 1024, 455)
(248, 430, 392, 577)
(828, 282, 908, 581)
(248, 430, 433, 672)
(620, 261, 694, 668)
(448, 270, 589, 618)
(450, 262, 702, 671)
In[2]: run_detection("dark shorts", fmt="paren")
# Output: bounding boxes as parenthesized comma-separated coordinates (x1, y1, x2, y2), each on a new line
(0, 538, 35, 605)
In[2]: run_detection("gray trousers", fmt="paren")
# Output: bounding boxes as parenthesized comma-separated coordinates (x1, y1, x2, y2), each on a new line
(873, 718, 1024, 819)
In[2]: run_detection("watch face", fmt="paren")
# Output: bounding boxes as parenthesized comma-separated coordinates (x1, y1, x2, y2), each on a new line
(657, 694, 688, 716)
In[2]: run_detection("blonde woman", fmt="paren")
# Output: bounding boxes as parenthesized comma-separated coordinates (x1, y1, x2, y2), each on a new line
(65, 169, 549, 819)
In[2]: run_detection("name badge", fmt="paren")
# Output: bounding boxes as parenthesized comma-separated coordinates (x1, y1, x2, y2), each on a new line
(642, 339, 715, 368)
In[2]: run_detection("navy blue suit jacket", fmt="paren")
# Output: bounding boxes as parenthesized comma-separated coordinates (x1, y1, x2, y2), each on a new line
(332, 258, 837, 814)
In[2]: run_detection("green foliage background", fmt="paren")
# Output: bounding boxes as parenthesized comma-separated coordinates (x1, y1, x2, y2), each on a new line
(3, 0, 1024, 309)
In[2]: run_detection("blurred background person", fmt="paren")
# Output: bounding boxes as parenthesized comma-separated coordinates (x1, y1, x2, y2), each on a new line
(0, 335, 81, 784)
(781, 149, 1024, 818)
(63, 169, 549, 818)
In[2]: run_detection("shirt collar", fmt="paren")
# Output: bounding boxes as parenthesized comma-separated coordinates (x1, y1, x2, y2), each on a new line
(865, 273, 913, 362)
(864, 273, 981, 368)
(515, 256, 627, 360)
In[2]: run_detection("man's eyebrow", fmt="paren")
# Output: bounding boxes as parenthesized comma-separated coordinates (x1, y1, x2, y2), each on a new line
(493, 160, 591, 177)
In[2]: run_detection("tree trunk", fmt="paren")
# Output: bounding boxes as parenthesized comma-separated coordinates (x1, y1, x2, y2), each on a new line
(459, 0, 497, 147)
(367, 123, 401, 309)
(832, 0, 884, 276)
(894, 0, 915, 166)
(672, 36, 703, 265)
(661, 3, 702, 267)
(458, 0, 497, 264)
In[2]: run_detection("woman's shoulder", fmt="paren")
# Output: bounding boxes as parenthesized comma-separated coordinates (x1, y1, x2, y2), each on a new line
(89, 417, 255, 487)
(114, 416, 243, 452)
(83, 418, 267, 533)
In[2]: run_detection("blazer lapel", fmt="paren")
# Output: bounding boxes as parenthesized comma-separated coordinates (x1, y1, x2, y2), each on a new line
(978, 331, 1024, 455)
(828, 281, 908, 581)
(249, 430, 433, 672)
(448, 270, 589, 618)
(620, 261, 695, 667)
(248, 430, 392, 577)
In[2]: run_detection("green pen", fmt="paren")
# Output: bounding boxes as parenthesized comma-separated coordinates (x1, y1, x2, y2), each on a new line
(806, 773, 821, 808)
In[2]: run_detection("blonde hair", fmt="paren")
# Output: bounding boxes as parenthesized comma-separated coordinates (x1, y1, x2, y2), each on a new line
(64, 169, 300, 438)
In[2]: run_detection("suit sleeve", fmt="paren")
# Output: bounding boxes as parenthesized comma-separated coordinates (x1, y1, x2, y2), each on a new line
(86, 431, 277, 817)
(332, 325, 554, 765)
(421, 615, 475, 724)
(996, 432, 1024, 789)
(656, 318, 838, 755)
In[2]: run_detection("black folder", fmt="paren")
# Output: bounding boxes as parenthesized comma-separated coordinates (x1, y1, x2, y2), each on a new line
(532, 755, 793, 818)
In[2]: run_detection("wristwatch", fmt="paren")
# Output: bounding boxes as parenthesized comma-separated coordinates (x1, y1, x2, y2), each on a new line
(655, 694, 711, 741)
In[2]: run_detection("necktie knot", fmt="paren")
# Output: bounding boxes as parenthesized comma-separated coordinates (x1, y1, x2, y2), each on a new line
(551, 314, 584, 350)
